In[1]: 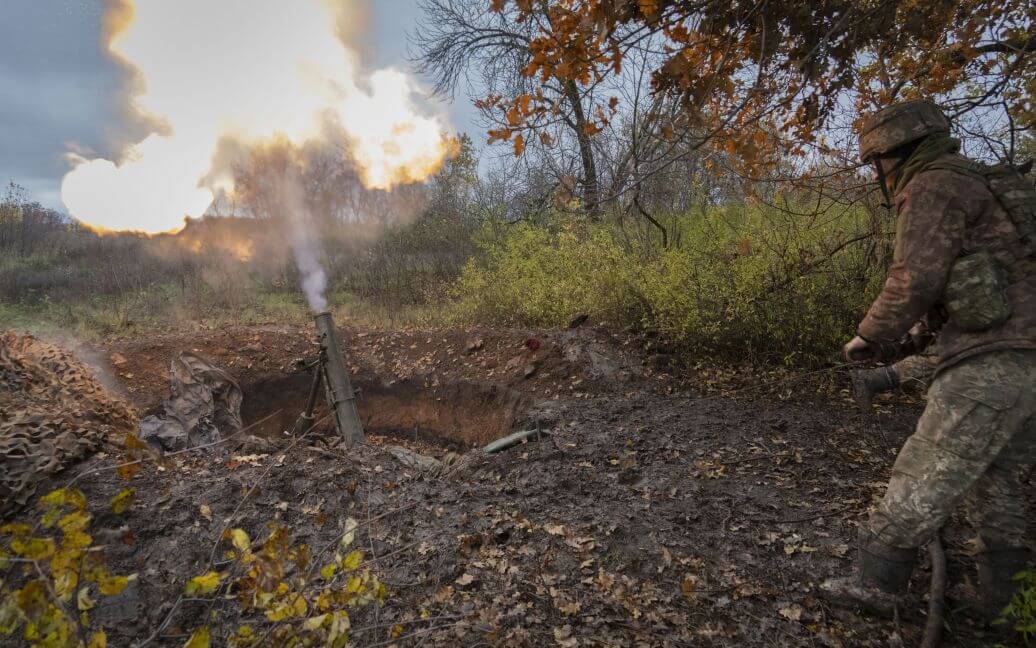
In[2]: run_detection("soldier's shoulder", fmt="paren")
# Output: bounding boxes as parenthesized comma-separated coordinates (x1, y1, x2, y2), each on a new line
(909, 155, 988, 192)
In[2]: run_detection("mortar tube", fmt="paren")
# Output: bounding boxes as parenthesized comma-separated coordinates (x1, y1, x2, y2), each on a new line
(291, 359, 323, 436)
(314, 312, 365, 445)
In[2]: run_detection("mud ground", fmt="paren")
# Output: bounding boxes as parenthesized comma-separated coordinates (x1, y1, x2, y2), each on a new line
(16, 323, 1032, 646)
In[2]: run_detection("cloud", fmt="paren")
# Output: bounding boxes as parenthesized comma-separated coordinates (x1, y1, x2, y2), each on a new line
(0, 1, 143, 206)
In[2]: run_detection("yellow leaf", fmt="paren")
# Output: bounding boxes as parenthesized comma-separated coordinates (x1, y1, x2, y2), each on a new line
(264, 595, 307, 622)
(0, 597, 19, 636)
(340, 550, 363, 571)
(0, 523, 32, 536)
(230, 626, 257, 648)
(340, 518, 357, 549)
(303, 614, 329, 631)
(54, 569, 78, 601)
(88, 631, 107, 648)
(99, 574, 133, 596)
(41, 508, 62, 529)
(14, 581, 49, 619)
(229, 529, 251, 554)
(344, 574, 367, 596)
(10, 537, 56, 560)
(514, 133, 526, 156)
(77, 587, 97, 611)
(184, 572, 223, 596)
(110, 488, 136, 515)
(62, 530, 93, 550)
(40, 488, 87, 511)
(58, 511, 91, 535)
(315, 591, 334, 612)
(320, 563, 337, 580)
(183, 626, 211, 648)
(327, 610, 351, 642)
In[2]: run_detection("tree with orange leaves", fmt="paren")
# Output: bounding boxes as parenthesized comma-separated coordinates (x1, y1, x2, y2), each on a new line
(490, 0, 1033, 184)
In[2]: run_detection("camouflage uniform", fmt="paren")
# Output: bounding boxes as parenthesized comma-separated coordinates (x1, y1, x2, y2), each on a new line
(891, 353, 938, 388)
(830, 100, 1036, 614)
(850, 325, 938, 411)
(867, 350, 1036, 551)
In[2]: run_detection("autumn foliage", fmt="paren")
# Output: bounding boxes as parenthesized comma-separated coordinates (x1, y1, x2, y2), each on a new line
(488, 0, 1034, 173)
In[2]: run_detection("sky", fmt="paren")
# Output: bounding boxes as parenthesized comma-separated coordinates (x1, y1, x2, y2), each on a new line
(0, 0, 479, 210)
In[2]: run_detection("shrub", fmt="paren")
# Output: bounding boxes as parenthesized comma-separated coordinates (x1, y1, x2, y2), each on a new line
(997, 569, 1036, 644)
(452, 220, 640, 326)
(451, 202, 888, 365)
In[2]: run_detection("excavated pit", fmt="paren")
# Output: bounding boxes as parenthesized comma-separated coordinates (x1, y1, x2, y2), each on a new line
(240, 371, 532, 450)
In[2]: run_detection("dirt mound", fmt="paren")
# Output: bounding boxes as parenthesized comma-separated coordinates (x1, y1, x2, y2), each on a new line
(0, 331, 137, 516)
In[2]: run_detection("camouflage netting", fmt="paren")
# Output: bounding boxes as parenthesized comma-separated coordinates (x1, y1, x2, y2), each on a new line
(0, 331, 137, 517)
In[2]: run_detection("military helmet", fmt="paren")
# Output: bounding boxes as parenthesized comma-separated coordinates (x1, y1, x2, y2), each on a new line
(859, 100, 950, 162)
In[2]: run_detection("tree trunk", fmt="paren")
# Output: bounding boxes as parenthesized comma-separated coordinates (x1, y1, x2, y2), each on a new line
(564, 79, 601, 220)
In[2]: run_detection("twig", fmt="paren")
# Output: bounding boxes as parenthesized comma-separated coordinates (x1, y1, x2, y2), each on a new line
(921, 531, 947, 648)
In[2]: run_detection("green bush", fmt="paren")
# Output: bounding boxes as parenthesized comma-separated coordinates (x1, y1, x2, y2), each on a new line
(452, 202, 889, 365)
(452, 221, 639, 326)
(997, 569, 1036, 644)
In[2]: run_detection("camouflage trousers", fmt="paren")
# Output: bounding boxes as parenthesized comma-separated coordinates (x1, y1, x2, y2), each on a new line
(867, 349, 1036, 551)
(893, 353, 938, 390)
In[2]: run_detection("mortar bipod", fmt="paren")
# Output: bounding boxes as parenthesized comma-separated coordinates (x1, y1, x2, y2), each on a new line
(291, 353, 324, 437)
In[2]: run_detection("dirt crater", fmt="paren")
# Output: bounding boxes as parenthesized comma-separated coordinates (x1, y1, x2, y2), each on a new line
(240, 370, 532, 449)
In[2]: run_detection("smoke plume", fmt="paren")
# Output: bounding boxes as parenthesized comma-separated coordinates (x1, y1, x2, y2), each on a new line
(61, 0, 453, 235)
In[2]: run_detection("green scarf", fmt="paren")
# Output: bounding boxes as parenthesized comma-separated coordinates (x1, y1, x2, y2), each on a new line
(889, 133, 961, 197)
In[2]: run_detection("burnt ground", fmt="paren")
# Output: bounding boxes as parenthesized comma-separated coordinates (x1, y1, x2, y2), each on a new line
(14, 323, 1031, 646)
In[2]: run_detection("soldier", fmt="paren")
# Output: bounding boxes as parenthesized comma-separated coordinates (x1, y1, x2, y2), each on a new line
(850, 322, 938, 412)
(850, 354, 937, 412)
(822, 100, 1036, 620)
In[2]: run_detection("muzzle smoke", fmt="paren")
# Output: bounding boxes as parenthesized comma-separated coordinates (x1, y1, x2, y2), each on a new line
(61, 0, 453, 235)
(278, 173, 329, 312)
(59, 0, 454, 312)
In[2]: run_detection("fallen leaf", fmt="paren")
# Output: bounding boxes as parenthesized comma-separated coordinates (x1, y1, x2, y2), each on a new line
(110, 488, 135, 515)
(681, 574, 699, 602)
(77, 586, 97, 611)
(185, 572, 223, 596)
(544, 523, 566, 536)
(225, 529, 250, 554)
(829, 543, 850, 558)
(778, 603, 804, 622)
(183, 626, 210, 648)
(199, 505, 213, 522)
(553, 624, 578, 647)
(340, 518, 358, 548)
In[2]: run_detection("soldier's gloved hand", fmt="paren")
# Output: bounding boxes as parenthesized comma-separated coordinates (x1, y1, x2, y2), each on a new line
(844, 336, 875, 363)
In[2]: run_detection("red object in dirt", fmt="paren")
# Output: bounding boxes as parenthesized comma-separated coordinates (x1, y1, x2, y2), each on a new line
(525, 337, 542, 352)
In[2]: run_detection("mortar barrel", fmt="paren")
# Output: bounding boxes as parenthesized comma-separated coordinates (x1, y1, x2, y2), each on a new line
(314, 312, 364, 445)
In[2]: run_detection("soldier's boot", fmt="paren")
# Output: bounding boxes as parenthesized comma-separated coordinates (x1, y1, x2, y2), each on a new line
(820, 531, 916, 617)
(975, 547, 1031, 621)
(850, 366, 900, 413)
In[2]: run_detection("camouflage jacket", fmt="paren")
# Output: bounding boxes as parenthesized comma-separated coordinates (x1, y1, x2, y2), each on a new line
(858, 152, 1036, 372)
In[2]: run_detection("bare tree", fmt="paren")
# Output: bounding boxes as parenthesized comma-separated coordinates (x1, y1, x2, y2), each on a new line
(411, 0, 604, 218)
